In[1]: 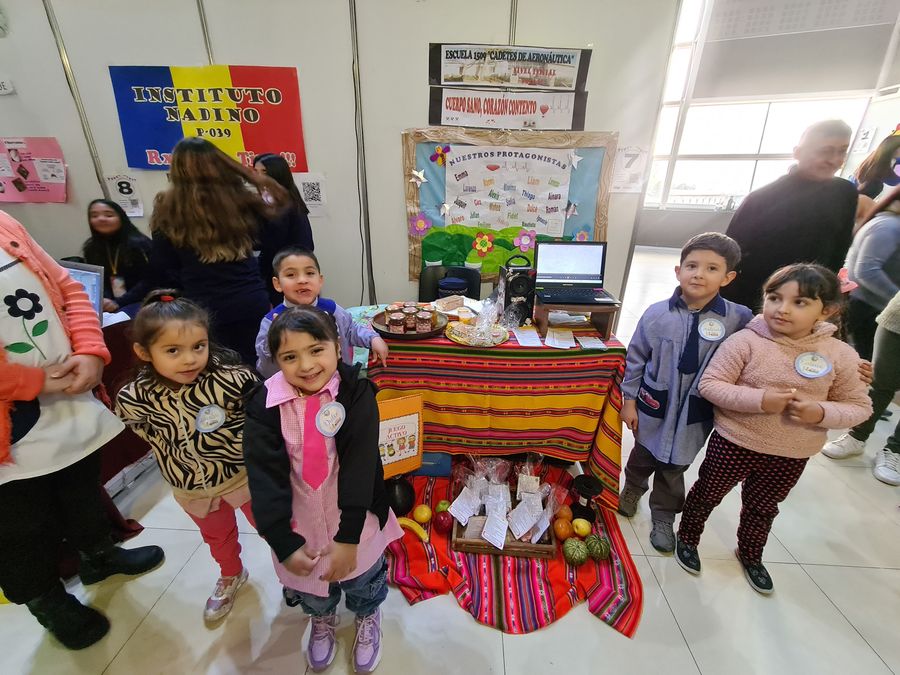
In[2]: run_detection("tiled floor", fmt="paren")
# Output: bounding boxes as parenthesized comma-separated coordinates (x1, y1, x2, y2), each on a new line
(2, 246, 898, 674)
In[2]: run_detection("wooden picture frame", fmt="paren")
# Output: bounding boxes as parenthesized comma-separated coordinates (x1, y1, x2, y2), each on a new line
(403, 126, 618, 281)
(378, 395, 424, 478)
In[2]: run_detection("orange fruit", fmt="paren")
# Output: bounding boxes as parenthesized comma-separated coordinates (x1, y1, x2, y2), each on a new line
(553, 518, 575, 542)
(555, 505, 573, 522)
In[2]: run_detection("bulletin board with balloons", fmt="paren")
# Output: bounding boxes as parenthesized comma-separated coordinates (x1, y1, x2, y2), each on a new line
(402, 127, 617, 281)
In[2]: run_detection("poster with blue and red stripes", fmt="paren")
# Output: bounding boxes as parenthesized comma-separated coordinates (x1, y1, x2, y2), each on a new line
(109, 65, 307, 172)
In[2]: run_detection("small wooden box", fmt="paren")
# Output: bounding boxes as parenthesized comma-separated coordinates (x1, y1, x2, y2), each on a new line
(451, 514, 557, 560)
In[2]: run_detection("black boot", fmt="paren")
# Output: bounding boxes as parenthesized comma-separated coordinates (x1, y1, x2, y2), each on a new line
(25, 583, 109, 650)
(79, 540, 165, 585)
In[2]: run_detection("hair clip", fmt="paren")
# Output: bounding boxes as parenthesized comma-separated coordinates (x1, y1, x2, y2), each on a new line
(159, 295, 175, 302)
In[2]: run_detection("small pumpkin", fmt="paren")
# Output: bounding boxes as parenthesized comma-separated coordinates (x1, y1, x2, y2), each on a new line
(562, 538, 589, 567)
(585, 533, 611, 561)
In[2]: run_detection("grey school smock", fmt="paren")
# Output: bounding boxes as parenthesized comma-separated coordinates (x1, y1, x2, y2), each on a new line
(622, 288, 753, 465)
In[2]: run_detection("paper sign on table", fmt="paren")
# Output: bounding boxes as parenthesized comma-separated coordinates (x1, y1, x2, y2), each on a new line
(516, 473, 540, 499)
(545, 328, 576, 349)
(529, 513, 552, 544)
(481, 511, 508, 549)
(512, 326, 543, 347)
(508, 500, 541, 539)
(576, 335, 607, 350)
(448, 486, 481, 526)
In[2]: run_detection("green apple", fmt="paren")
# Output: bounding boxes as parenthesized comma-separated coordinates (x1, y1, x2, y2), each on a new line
(435, 500, 451, 513)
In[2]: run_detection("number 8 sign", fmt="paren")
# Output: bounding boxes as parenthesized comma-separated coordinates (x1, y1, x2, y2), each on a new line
(104, 173, 144, 217)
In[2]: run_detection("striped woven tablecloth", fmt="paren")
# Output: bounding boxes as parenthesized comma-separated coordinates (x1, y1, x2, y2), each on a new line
(368, 330, 625, 506)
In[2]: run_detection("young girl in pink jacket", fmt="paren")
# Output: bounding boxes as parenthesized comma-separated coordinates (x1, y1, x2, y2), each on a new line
(676, 264, 872, 594)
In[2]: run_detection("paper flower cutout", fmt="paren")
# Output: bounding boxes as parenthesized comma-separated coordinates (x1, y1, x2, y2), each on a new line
(408, 212, 433, 237)
(514, 229, 536, 252)
(575, 229, 591, 241)
(430, 145, 451, 166)
(472, 231, 495, 257)
(409, 169, 428, 187)
(569, 150, 583, 170)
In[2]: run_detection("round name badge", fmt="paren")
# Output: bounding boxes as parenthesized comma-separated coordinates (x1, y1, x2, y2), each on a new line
(698, 318, 726, 342)
(794, 352, 832, 379)
(316, 401, 346, 438)
(196, 404, 227, 433)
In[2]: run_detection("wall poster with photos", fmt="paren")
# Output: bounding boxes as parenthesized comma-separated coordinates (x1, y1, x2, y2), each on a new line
(403, 127, 617, 281)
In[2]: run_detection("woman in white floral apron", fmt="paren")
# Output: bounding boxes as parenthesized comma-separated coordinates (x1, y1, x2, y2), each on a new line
(0, 211, 164, 650)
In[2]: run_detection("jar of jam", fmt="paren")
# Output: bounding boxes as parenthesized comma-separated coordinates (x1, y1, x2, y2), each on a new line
(403, 301, 418, 308)
(415, 311, 433, 332)
(388, 312, 405, 334)
(402, 307, 418, 330)
(387, 302, 403, 313)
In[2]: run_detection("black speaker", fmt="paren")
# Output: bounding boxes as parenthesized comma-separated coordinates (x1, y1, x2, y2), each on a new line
(497, 254, 535, 323)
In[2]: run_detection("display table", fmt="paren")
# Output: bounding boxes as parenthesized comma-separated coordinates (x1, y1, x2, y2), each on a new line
(368, 329, 626, 506)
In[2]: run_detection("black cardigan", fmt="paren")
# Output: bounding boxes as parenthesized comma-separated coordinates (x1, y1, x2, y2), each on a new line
(82, 232, 152, 304)
(243, 362, 389, 562)
(722, 172, 858, 312)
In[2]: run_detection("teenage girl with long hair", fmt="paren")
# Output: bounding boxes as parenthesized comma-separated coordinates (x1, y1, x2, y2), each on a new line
(81, 198, 152, 312)
(141, 137, 290, 363)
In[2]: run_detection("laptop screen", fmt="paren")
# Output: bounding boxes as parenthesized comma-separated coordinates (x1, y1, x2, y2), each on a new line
(535, 242, 606, 285)
(59, 261, 104, 317)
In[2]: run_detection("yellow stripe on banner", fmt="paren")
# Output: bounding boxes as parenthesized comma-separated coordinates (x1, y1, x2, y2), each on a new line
(170, 66, 245, 159)
(381, 388, 606, 434)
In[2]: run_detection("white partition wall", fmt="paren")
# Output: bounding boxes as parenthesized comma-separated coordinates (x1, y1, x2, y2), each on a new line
(515, 0, 678, 296)
(355, 0, 512, 303)
(0, 0, 677, 306)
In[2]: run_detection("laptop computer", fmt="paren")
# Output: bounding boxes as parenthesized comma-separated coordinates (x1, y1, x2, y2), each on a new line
(59, 260, 104, 317)
(533, 241, 620, 305)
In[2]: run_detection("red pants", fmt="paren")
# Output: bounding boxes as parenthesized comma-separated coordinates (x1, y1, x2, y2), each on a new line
(187, 500, 257, 577)
(678, 431, 808, 563)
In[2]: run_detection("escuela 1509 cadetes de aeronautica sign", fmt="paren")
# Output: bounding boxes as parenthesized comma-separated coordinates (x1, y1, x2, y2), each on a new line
(109, 65, 308, 172)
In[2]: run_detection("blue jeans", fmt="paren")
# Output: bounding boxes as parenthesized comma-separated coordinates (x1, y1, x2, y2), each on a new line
(290, 555, 388, 618)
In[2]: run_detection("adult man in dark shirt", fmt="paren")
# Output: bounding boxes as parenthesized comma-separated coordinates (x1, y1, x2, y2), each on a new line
(722, 120, 858, 311)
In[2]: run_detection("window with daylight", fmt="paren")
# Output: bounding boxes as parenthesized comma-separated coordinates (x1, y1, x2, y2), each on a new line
(645, 0, 869, 209)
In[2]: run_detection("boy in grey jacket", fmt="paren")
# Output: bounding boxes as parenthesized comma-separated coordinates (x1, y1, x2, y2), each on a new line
(620, 233, 753, 552)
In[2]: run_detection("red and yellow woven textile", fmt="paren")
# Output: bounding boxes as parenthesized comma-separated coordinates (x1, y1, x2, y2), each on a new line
(368, 332, 625, 506)
(386, 468, 643, 638)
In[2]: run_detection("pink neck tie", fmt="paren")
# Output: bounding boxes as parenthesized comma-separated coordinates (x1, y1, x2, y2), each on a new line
(302, 394, 328, 489)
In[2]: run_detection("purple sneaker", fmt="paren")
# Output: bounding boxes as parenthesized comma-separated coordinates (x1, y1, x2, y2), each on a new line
(307, 613, 337, 672)
(353, 609, 382, 673)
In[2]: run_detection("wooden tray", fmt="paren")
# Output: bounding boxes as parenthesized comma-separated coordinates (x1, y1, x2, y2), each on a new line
(371, 311, 448, 340)
(451, 514, 556, 560)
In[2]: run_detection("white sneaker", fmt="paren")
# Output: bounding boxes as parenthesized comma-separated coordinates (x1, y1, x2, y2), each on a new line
(822, 434, 865, 459)
(204, 568, 248, 622)
(873, 449, 900, 486)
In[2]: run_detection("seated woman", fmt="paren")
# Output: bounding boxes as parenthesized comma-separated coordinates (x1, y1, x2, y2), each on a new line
(81, 199, 152, 312)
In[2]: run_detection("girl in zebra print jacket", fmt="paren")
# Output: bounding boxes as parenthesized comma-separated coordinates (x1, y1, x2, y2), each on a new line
(116, 291, 260, 624)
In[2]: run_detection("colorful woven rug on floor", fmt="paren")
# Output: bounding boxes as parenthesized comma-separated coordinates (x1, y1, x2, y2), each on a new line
(386, 467, 642, 638)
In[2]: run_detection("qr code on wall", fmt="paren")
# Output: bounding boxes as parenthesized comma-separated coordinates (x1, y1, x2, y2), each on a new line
(301, 181, 322, 204)
(295, 173, 326, 210)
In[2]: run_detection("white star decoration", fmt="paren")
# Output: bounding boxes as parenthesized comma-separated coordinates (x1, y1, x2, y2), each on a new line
(440, 203, 451, 216)
(568, 150, 583, 170)
(409, 169, 427, 187)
